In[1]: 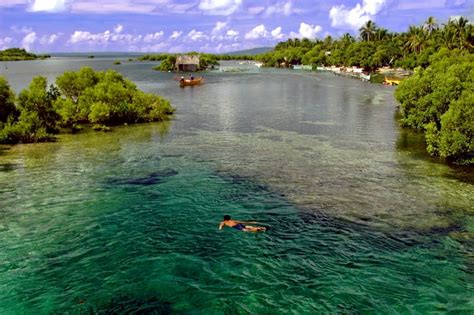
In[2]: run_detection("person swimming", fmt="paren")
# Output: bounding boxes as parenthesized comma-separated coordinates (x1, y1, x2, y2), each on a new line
(219, 215, 266, 232)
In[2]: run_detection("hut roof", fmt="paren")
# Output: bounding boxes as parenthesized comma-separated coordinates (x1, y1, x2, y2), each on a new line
(176, 55, 200, 65)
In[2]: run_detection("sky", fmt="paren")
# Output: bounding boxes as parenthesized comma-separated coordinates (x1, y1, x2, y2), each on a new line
(0, 0, 473, 53)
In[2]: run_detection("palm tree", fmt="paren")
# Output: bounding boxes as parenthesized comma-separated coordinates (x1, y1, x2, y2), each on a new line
(375, 28, 389, 41)
(323, 35, 333, 49)
(466, 24, 474, 50)
(359, 20, 377, 41)
(423, 16, 438, 36)
(301, 38, 312, 48)
(444, 17, 471, 50)
(404, 26, 426, 53)
(340, 33, 355, 47)
(453, 17, 470, 49)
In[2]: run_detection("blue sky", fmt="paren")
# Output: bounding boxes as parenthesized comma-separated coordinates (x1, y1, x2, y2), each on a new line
(0, 0, 472, 53)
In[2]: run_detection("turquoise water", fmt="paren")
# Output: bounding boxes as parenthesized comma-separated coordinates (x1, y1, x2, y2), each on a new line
(0, 59, 473, 313)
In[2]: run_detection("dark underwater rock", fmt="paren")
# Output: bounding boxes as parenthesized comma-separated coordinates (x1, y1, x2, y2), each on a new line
(106, 169, 178, 186)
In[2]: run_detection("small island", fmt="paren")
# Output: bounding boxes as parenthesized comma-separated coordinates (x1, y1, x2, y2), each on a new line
(0, 67, 174, 144)
(0, 48, 50, 61)
(143, 53, 219, 72)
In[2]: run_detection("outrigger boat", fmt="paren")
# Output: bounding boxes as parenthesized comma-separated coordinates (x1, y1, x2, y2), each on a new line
(383, 77, 401, 86)
(179, 77, 203, 87)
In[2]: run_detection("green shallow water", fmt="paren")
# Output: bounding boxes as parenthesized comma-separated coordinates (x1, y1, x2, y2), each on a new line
(0, 126, 472, 314)
(0, 59, 473, 313)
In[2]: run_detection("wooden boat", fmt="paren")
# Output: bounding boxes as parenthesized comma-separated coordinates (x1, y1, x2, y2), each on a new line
(292, 65, 313, 70)
(360, 73, 371, 82)
(384, 77, 401, 86)
(179, 77, 203, 87)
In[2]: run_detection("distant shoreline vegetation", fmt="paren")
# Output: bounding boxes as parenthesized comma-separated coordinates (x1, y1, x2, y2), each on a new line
(0, 67, 174, 144)
(138, 16, 472, 74)
(139, 52, 256, 72)
(0, 48, 50, 61)
(258, 17, 472, 72)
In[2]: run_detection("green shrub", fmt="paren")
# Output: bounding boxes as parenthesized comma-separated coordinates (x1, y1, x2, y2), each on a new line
(0, 111, 52, 143)
(55, 67, 174, 126)
(0, 76, 17, 123)
(395, 49, 473, 164)
(1, 67, 173, 144)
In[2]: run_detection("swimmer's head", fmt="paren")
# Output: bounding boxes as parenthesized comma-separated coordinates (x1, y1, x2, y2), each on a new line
(223, 215, 231, 221)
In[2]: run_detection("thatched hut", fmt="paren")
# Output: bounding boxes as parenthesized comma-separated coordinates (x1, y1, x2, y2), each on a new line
(175, 55, 200, 72)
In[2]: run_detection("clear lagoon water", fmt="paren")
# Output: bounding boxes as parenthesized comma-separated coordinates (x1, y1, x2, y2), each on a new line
(0, 57, 473, 313)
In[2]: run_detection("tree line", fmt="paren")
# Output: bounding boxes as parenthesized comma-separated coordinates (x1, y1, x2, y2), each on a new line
(138, 16, 472, 73)
(0, 67, 174, 144)
(0, 48, 50, 61)
(257, 16, 472, 70)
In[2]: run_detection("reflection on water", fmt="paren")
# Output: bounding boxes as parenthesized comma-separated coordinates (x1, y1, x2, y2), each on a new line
(0, 59, 473, 313)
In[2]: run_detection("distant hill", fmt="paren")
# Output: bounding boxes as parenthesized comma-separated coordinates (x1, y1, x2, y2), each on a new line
(225, 47, 273, 55)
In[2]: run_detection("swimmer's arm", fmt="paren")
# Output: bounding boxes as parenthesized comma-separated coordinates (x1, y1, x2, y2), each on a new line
(219, 222, 225, 230)
(236, 220, 260, 224)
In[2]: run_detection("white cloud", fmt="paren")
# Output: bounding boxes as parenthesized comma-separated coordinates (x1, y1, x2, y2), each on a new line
(135, 42, 170, 53)
(114, 24, 124, 33)
(297, 22, 322, 39)
(199, 41, 243, 53)
(215, 43, 224, 52)
(271, 26, 285, 40)
(0, 37, 14, 50)
(68, 27, 145, 45)
(212, 21, 227, 35)
(226, 29, 239, 37)
(198, 0, 242, 15)
(29, 0, 67, 12)
(362, 0, 387, 15)
(226, 30, 238, 36)
(199, 42, 221, 52)
(264, 1, 293, 16)
(187, 29, 208, 41)
(22, 32, 37, 50)
(39, 33, 60, 45)
(211, 21, 232, 41)
(69, 30, 107, 44)
(245, 24, 268, 40)
(225, 29, 239, 41)
(329, 0, 388, 31)
(248, 1, 299, 17)
(143, 31, 164, 43)
(169, 30, 183, 40)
